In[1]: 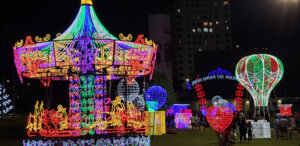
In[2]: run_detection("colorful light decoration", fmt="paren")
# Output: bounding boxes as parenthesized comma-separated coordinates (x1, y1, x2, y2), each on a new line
(132, 95, 146, 111)
(234, 83, 244, 111)
(279, 104, 292, 116)
(166, 104, 191, 129)
(175, 112, 192, 129)
(117, 79, 140, 102)
(26, 97, 147, 137)
(0, 83, 14, 116)
(208, 67, 232, 76)
(13, 0, 158, 83)
(212, 95, 228, 107)
(145, 86, 167, 112)
(15, 0, 158, 138)
(236, 54, 284, 107)
(194, 68, 245, 113)
(205, 106, 233, 132)
(23, 136, 150, 146)
(145, 111, 166, 135)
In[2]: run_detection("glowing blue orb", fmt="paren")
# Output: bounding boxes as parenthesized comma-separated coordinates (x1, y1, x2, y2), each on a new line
(145, 86, 167, 111)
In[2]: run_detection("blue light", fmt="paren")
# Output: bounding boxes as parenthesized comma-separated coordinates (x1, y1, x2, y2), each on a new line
(186, 82, 192, 90)
(145, 86, 167, 111)
(208, 67, 232, 76)
(224, 103, 235, 113)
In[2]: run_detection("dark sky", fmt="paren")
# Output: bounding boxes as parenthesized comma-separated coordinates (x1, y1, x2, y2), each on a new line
(1, 0, 300, 99)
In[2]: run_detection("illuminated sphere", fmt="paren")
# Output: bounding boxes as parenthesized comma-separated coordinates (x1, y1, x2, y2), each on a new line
(132, 95, 146, 111)
(212, 95, 228, 107)
(236, 54, 284, 106)
(145, 86, 167, 111)
(117, 79, 139, 102)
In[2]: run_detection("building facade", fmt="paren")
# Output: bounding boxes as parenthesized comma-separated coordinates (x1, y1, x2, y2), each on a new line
(172, 0, 233, 91)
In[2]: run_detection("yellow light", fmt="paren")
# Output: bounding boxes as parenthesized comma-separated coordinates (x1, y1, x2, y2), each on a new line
(81, 0, 93, 5)
(278, 99, 282, 104)
(203, 22, 208, 26)
(26, 101, 44, 132)
(224, 1, 229, 6)
(145, 111, 166, 135)
(246, 100, 250, 104)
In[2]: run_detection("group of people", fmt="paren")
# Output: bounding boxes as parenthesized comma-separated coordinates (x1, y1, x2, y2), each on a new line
(273, 114, 296, 140)
(166, 114, 175, 128)
(190, 113, 207, 131)
(221, 112, 253, 145)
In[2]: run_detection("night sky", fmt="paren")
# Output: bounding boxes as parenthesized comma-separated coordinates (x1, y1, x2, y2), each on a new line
(1, 0, 300, 111)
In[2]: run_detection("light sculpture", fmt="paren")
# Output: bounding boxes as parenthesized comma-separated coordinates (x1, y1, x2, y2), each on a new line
(212, 95, 228, 107)
(205, 106, 233, 132)
(117, 79, 140, 102)
(0, 83, 14, 116)
(236, 54, 284, 106)
(23, 136, 151, 146)
(13, 0, 157, 83)
(26, 98, 147, 137)
(16, 0, 157, 138)
(145, 111, 166, 135)
(132, 95, 146, 111)
(279, 104, 292, 116)
(145, 86, 167, 111)
(175, 112, 192, 129)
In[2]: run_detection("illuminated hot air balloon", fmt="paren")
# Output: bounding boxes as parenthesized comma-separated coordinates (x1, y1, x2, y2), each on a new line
(235, 54, 284, 107)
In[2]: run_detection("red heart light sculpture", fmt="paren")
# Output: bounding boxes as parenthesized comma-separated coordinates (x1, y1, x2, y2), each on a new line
(205, 106, 233, 132)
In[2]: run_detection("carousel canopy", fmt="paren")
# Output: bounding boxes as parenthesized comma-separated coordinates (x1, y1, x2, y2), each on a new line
(13, 0, 157, 83)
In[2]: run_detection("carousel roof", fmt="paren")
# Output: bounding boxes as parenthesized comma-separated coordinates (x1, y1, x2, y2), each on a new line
(13, 0, 157, 84)
(54, 0, 117, 40)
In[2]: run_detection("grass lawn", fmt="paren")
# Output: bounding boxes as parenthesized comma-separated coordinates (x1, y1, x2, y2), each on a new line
(151, 128, 300, 146)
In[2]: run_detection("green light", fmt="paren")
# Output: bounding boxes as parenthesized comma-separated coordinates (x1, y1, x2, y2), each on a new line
(235, 54, 284, 107)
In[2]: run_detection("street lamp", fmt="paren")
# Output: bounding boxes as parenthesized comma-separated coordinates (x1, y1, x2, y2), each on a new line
(278, 99, 282, 104)
(246, 100, 250, 104)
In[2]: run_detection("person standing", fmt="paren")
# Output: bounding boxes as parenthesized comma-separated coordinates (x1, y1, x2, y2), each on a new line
(247, 121, 253, 142)
(273, 115, 280, 139)
(289, 115, 296, 140)
(239, 116, 247, 143)
(195, 114, 200, 130)
(232, 113, 239, 140)
(190, 113, 196, 130)
(280, 116, 288, 140)
(170, 113, 175, 128)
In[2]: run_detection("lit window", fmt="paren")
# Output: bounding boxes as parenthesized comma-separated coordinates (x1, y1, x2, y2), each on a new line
(216, 21, 219, 25)
(204, 28, 208, 32)
(192, 28, 196, 32)
(209, 22, 213, 27)
(177, 9, 181, 13)
(209, 28, 213, 33)
(226, 26, 229, 30)
(178, 40, 182, 44)
(223, 1, 229, 6)
(203, 22, 208, 26)
(197, 28, 201, 32)
(198, 48, 203, 52)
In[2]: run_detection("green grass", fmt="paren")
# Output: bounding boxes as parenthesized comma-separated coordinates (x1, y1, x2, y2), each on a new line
(151, 128, 300, 146)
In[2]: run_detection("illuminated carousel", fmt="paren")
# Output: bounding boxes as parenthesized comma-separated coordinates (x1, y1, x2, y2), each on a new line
(13, 0, 157, 142)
